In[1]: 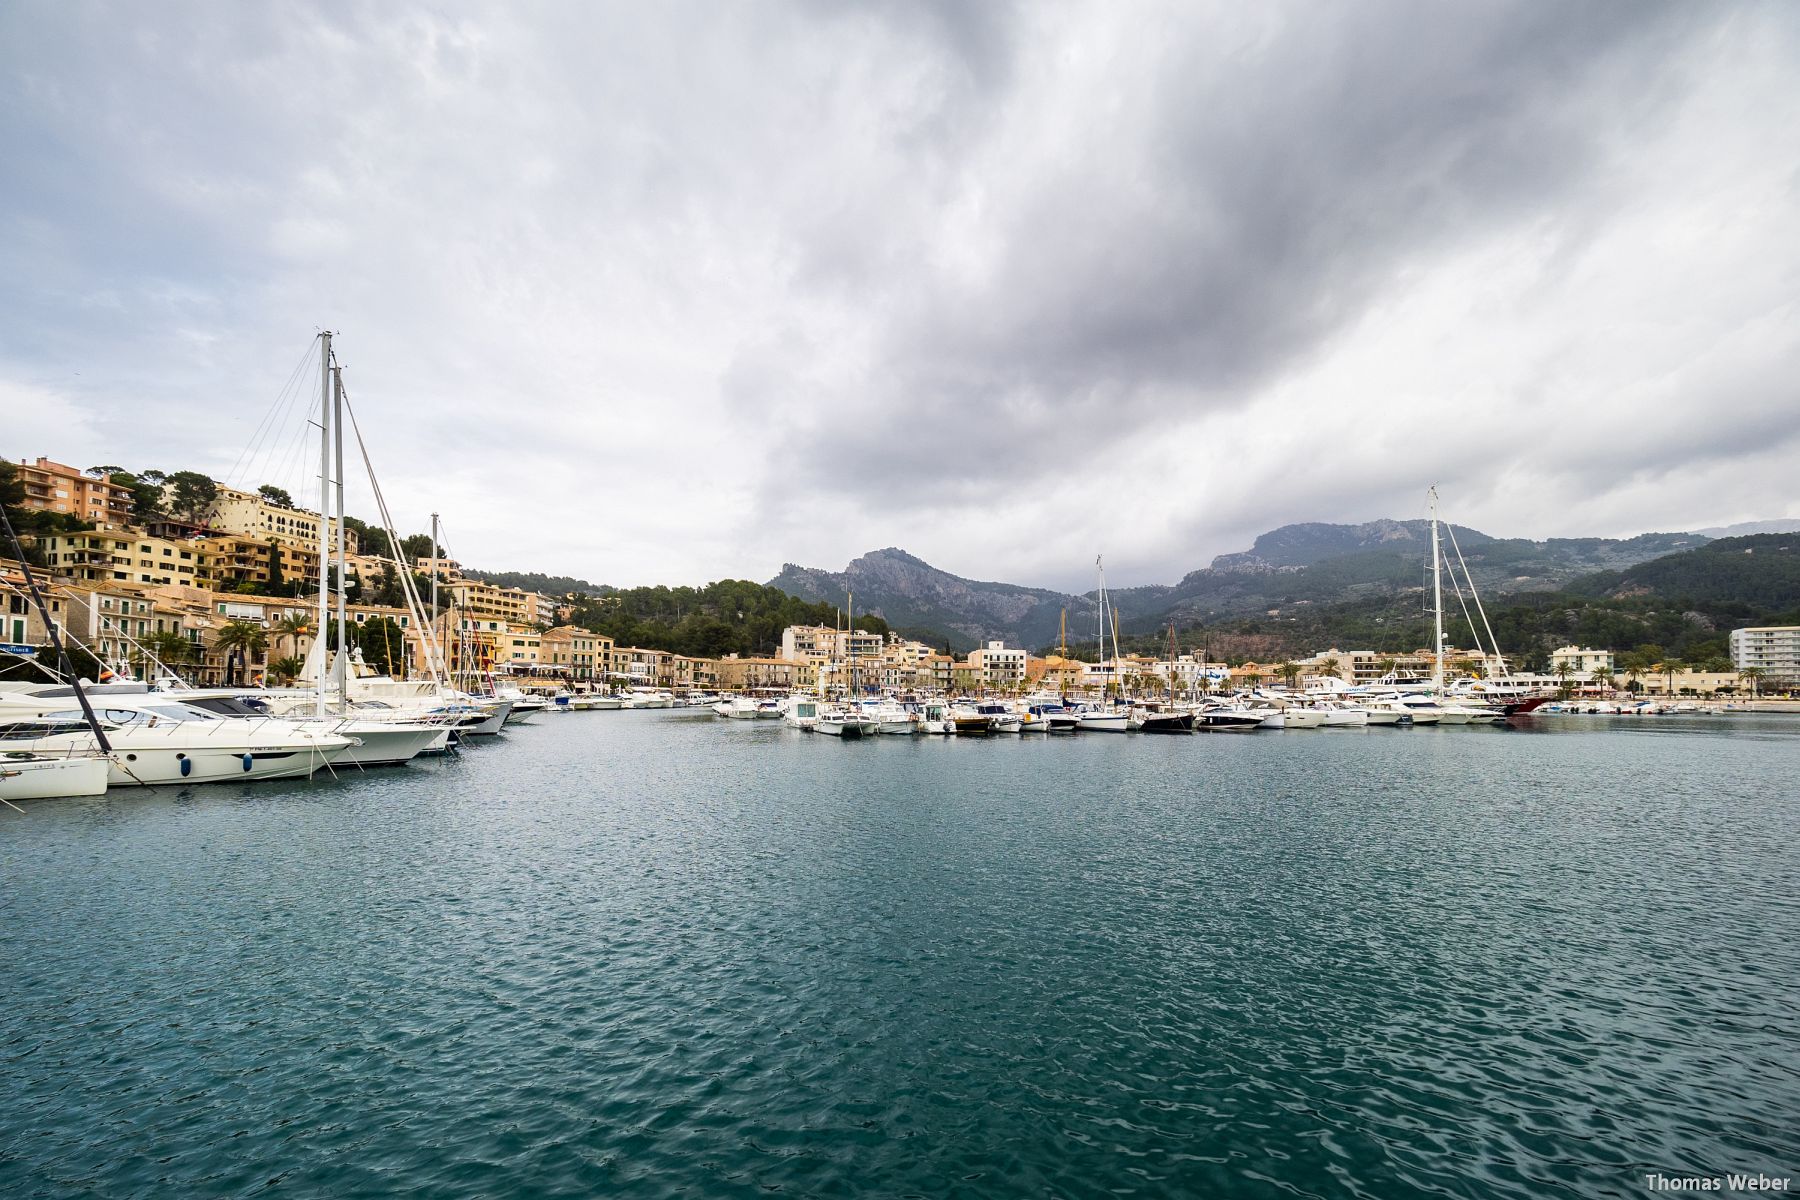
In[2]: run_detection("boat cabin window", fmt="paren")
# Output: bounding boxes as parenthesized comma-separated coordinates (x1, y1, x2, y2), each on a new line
(0, 718, 113, 739)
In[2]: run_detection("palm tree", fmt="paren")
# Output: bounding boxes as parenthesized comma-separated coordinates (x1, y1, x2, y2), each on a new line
(140, 630, 194, 679)
(1739, 666, 1765, 697)
(211, 620, 269, 686)
(1590, 664, 1615, 695)
(268, 656, 306, 685)
(1316, 657, 1341, 682)
(1276, 661, 1300, 690)
(271, 613, 313, 660)
(1553, 658, 1575, 697)
(1656, 658, 1686, 696)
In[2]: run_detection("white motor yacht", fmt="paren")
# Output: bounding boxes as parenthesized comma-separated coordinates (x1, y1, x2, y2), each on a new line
(783, 696, 821, 730)
(1074, 705, 1129, 733)
(0, 689, 352, 785)
(815, 708, 878, 738)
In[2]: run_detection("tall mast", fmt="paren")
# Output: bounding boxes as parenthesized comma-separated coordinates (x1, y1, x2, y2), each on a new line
(430, 511, 440, 681)
(315, 331, 331, 719)
(0, 504, 110, 753)
(1430, 485, 1444, 695)
(332, 362, 348, 700)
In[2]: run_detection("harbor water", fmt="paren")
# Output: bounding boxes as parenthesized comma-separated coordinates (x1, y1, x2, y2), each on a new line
(4, 712, 1798, 1198)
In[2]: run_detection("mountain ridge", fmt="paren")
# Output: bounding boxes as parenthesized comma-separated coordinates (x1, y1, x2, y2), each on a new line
(769, 520, 1737, 650)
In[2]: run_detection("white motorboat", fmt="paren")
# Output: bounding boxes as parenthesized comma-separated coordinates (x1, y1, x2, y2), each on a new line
(1070, 704, 1129, 732)
(175, 692, 448, 767)
(1281, 708, 1326, 729)
(0, 752, 111, 800)
(783, 697, 821, 730)
(0, 690, 353, 785)
(1319, 704, 1369, 727)
(815, 709, 878, 738)
(918, 701, 956, 734)
(974, 701, 1022, 733)
(870, 702, 919, 734)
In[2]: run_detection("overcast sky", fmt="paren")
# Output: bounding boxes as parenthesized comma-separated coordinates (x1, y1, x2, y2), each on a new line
(4, 2, 1797, 591)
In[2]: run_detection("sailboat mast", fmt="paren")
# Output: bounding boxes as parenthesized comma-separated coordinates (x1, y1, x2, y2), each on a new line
(430, 511, 441, 681)
(1430, 485, 1445, 694)
(332, 363, 348, 700)
(0, 504, 111, 752)
(315, 331, 331, 719)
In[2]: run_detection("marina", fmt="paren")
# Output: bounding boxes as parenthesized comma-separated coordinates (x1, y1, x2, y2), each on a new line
(4, 708, 1797, 1197)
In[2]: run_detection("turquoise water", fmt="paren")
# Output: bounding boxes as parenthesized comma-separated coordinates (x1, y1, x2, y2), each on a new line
(3, 713, 1798, 1198)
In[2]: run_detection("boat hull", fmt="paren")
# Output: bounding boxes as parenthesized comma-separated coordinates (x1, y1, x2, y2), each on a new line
(0, 755, 110, 800)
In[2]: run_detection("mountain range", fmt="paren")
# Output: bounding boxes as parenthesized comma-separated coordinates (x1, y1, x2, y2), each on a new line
(768, 519, 1787, 651)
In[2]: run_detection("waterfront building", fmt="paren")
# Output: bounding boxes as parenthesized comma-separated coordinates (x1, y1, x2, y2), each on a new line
(671, 654, 719, 690)
(498, 626, 543, 671)
(1551, 646, 1615, 674)
(1729, 625, 1800, 685)
(540, 626, 610, 681)
(715, 655, 818, 691)
(779, 623, 884, 665)
(7, 458, 135, 529)
(611, 645, 669, 686)
(965, 640, 1028, 685)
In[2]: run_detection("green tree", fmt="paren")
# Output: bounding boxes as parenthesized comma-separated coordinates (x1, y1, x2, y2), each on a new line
(271, 613, 313, 660)
(401, 533, 437, 564)
(165, 471, 217, 522)
(356, 617, 408, 677)
(140, 630, 195, 677)
(257, 484, 294, 508)
(211, 620, 269, 685)
(268, 656, 306, 685)
(106, 470, 167, 523)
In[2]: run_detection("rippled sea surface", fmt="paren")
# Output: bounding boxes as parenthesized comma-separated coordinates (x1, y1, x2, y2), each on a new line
(4, 712, 1799, 1198)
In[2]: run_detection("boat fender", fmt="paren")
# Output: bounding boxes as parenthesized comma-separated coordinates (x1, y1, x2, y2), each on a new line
(178, 754, 192, 777)
(242, 754, 254, 772)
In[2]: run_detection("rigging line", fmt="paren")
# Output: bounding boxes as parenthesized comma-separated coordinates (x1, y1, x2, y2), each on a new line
(1441, 553, 1484, 661)
(255, 358, 314, 491)
(254, 385, 316, 505)
(340, 390, 449, 682)
(1442, 520, 1509, 677)
(224, 336, 317, 492)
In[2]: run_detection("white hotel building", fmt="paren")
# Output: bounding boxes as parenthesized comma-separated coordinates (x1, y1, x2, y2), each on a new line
(1729, 626, 1800, 683)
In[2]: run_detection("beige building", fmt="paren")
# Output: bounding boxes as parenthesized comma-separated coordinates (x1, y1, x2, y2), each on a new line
(449, 578, 547, 628)
(38, 531, 208, 587)
(204, 484, 360, 555)
(780, 623, 884, 664)
(8, 458, 135, 529)
(716, 655, 819, 690)
(540, 626, 611, 680)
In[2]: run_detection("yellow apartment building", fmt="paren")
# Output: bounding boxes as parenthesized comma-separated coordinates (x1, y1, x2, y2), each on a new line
(39, 531, 208, 587)
(204, 485, 361, 555)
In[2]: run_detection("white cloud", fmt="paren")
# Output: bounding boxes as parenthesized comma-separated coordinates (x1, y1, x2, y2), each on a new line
(2, 1, 1795, 591)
